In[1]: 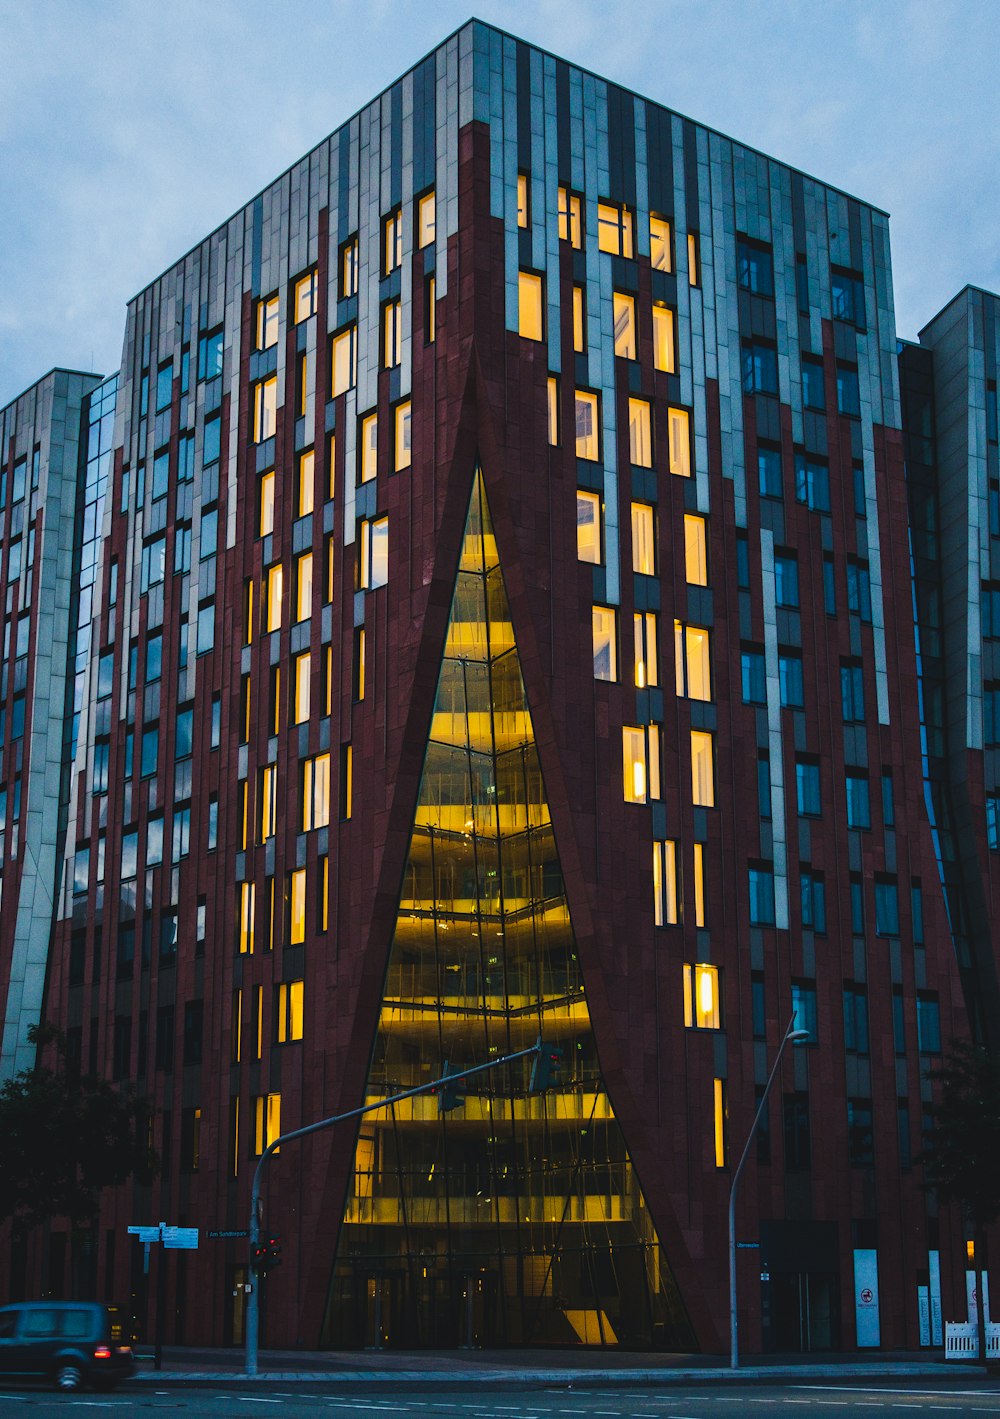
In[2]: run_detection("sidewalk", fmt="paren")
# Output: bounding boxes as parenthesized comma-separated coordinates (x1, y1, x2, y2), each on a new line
(130, 1345, 986, 1387)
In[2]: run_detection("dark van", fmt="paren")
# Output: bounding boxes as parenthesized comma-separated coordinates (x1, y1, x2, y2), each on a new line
(0, 1301, 134, 1390)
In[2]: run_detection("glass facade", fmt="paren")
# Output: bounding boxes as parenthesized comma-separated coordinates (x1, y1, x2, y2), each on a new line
(326, 473, 689, 1348)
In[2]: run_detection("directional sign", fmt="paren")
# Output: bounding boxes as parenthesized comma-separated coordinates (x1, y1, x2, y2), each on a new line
(208, 1229, 250, 1239)
(127, 1225, 161, 1243)
(161, 1226, 199, 1249)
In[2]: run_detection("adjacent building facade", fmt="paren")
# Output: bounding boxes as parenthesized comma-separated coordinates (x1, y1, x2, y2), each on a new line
(0, 21, 996, 1354)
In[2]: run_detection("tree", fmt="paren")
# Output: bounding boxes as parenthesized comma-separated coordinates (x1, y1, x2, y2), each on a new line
(0, 1024, 157, 1241)
(920, 1039, 1000, 1359)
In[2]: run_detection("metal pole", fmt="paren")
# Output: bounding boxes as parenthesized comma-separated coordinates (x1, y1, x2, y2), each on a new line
(728, 1015, 809, 1369)
(245, 1040, 543, 1377)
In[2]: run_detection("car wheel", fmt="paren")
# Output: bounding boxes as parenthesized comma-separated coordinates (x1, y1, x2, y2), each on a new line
(55, 1363, 84, 1391)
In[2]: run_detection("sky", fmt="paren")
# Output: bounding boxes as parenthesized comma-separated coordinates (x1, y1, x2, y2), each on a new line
(1, 0, 998, 408)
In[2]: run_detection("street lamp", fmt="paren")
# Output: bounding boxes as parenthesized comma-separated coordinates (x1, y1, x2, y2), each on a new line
(728, 1014, 809, 1369)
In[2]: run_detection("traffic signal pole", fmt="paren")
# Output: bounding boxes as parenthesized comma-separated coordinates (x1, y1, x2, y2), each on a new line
(245, 1038, 548, 1377)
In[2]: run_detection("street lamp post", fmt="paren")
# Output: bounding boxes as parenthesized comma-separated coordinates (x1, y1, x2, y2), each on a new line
(728, 1014, 809, 1370)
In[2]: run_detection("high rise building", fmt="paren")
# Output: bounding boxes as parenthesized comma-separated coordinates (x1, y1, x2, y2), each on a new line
(0, 21, 994, 1354)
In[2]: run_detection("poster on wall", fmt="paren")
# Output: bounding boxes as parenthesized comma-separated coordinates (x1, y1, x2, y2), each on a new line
(929, 1251, 942, 1346)
(853, 1248, 881, 1348)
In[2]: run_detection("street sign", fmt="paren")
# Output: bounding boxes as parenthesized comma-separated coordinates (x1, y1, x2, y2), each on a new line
(161, 1226, 199, 1249)
(736, 1241, 759, 1250)
(127, 1225, 161, 1243)
(208, 1229, 250, 1239)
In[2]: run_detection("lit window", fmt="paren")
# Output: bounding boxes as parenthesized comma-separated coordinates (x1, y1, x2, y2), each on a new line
(253, 1092, 281, 1155)
(342, 742, 353, 818)
(260, 764, 277, 843)
(277, 980, 304, 1043)
(650, 215, 672, 271)
(332, 325, 357, 396)
(303, 752, 331, 830)
(691, 730, 715, 806)
(634, 611, 658, 688)
(517, 173, 529, 228)
(295, 551, 313, 621)
(259, 471, 275, 537)
(628, 398, 652, 467)
(294, 270, 318, 322)
(341, 236, 359, 299)
(714, 1079, 727, 1167)
(354, 626, 366, 700)
(296, 351, 309, 416)
(694, 842, 706, 928)
(558, 187, 582, 247)
(518, 272, 544, 341)
(265, 563, 283, 633)
(289, 870, 306, 945)
(547, 377, 559, 445)
(631, 502, 655, 575)
(293, 652, 310, 724)
(623, 724, 660, 803)
(360, 413, 378, 484)
(325, 534, 335, 603)
(653, 303, 675, 372)
(674, 622, 711, 700)
(684, 515, 708, 586)
(668, 406, 691, 477)
(360, 516, 389, 590)
(687, 232, 699, 286)
(327, 432, 337, 499)
(238, 881, 255, 955)
(384, 208, 403, 274)
(253, 377, 277, 443)
(598, 201, 633, 257)
(575, 391, 599, 461)
(394, 401, 411, 471)
(593, 606, 617, 681)
(256, 295, 279, 350)
(383, 301, 402, 368)
(417, 191, 436, 248)
(298, 449, 314, 517)
(573, 285, 586, 352)
(653, 839, 680, 925)
(577, 491, 601, 564)
(684, 963, 720, 1029)
(269, 665, 282, 736)
(613, 292, 636, 359)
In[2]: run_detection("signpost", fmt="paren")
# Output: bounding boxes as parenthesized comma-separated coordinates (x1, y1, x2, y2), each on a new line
(126, 1222, 199, 1369)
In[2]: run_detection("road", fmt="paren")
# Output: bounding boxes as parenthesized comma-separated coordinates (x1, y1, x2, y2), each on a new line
(3, 1381, 1000, 1417)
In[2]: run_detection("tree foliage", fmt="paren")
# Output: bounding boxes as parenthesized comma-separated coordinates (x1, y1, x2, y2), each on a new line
(920, 1039, 1000, 1229)
(0, 1024, 157, 1238)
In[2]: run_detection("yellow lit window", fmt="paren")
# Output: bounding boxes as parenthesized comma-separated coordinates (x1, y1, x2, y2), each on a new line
(297, 351, 309, 417)
(325, 534, 335, 603)
(714, 1079, 727, 1167)
(650, 215, 672, 272)
(256, 294, 279, 350)
(360, 515, 389, 590)
(547, 377, 559, 446)
(426, 275, 436, 343)
(293, 651, 310, 724)
(253, 377, 277, 443)
(694, 842, 706, 928)
(394, 401, 411, 471)
(240, 675, 251, 743)
(244, 580, 255, 644)
(298, 449, 315, 517)
(653, 839, 680, 926)
(323, 646, 334, 717)
(355, 626, 366, 701)
(341, 236, 359, 298)
(577, 491, 601, 564)
(628, 398, 652, 467)
(593, 606, 617, 681)
(265, 563, 282, 633)
(319, 856, 329, 932)
(328, 432, 337, 500)
(303, 752, 331, 830)
(384, 208, 403, 274)
(688, 232, 699, 286)
(332, 325, 357, 396)
(691, 729, 715, 807)
(631, 502, 655, 575)
(239, 780, 249, 850)
(295, 551, 313, 622)
(342, 742, 353, 819)
(277, 980, 304, 1043)
(238, 881, 255, 954)
(270, 664, 281, 736)
(259, 470, 275, 537)
(360, 413, 378, 484)
(653, 303, 675, 373)
(558, 187, 582, 248)
(684, 962, 720, 1029)
(597, 201, 633, 257)
(573, 285, 586, 352)
(417, 191, 436, 248)
(383, 300, 402, 368)
(231, 989, 243, 1064)
(684, 514, 708, 585)
(260, 764, 277, 843)
(294, 270, 318, 322)
(623, 724, 659, 803)
(613, 292, 636, 359)
(289, 869, 306, 945)
(634, 611, 658, 688)
(254, 1092, 281, 1155)
(517, 173, 529, 228)
(575, 391, 599, 461)
(518, 271, 544, 341)
(255, 983, 264, 1055)
(674, 622, 711, 700)
(668, 406, 691, 478)
(232, 1097, 240, 1176)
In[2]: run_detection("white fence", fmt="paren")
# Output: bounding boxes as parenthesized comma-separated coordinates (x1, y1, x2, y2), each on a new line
(945, 1321, 1000, 1359)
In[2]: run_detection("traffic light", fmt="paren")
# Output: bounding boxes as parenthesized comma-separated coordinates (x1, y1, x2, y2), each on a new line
(530, 1037, 564, 1092)
(265, 1235, 282, 1269)
(251, 1243, 268, 1272)
(435, 1060, 466, 1113)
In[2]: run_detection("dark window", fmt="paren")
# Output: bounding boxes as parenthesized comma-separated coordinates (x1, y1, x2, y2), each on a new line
(916, 993, 941, 1054)
(986, 683, 1000, 745)
(113, 1015, 131, 1080)
(892, 989, 906, 1056)
(778, 653, 804, 708)
(848, 1099, 874, 1166)
(783, 1092, 811, 1170)
(749, 865, 776, 926)
(742, 342, 779, 396)
(898, 1100, 912, 1169)
(850, 876, 865, 934)
(140, 727, 158, 778)
(155, 362, 173, 415)
(791, 982, 817, 1042)
(737, 239, 774, 297)
(758, 445, 782, 498)
(795, 456, 830, 512)
(741, 649, 766, 704)
(874, 879, 900, 936)
(802, 358, 825, 410)
(203, 416, 221, 466)
(180, 1107, 201, 1173)
(831, 268, 865, 327)
(796, 760, 821, 816)
(823, 557, 837, 615)
(800, 871, 826, 933)
(146, 634, 162, 684)
(841, 662, 866, 723)
(775, 554, 799, 608)
(882, 773, 895, 828)
(844, 984, 870, 1055)
(912, 882, 925, 943)
(183, 1001, 203, 1067)
(116, 924, 135, 981)
(197, 328, 223, 382)
(155, 1006, 174, 1072)
(837, 364, 861, 417)
(175, 707, 194, 759)
(757, 755, 772, 819)
(846, 773, 871, 829)
(751, 973, 767, 1039)
(847, 562, 872, 621)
